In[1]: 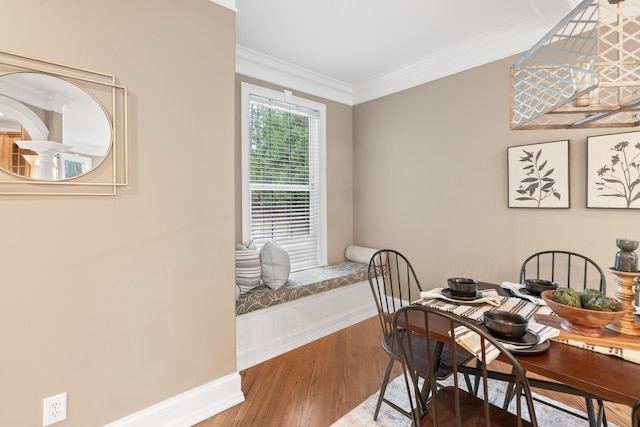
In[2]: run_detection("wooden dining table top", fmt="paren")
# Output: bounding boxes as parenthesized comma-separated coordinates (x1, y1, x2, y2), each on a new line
(407, 282, 640, 407)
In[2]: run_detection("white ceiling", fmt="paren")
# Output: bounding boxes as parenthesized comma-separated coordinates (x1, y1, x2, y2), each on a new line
(234, 0, 581, 105)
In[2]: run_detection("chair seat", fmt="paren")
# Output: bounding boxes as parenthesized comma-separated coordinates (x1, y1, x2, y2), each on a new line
(383, 330, 429, 372)
(422, 386, 533, 427)
(384, 331, 474, 379)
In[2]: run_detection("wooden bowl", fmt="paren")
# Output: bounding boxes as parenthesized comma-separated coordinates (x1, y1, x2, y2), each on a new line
(540, 290, 627, 337)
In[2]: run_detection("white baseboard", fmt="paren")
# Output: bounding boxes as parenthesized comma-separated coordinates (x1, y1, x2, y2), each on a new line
(102, 283, 375, 427)
(236, 280, 376, 371)
(103, 372, 244, 427)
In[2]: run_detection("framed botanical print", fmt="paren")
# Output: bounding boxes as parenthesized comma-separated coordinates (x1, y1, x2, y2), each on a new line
(507, 140, 570, 208)
(587, 131, 640, 209)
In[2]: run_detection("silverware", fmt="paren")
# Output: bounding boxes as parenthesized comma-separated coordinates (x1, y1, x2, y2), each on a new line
(501, 282, 539, 305)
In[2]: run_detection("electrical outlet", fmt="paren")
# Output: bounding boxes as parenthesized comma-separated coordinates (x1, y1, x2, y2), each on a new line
(43, 392, 67, 426)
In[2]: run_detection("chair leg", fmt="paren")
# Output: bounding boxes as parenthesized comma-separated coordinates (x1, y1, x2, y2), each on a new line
(400, 369, 427, 426)
(502, 367, 517, 410)
(599, 399, 608, 427)
(584, 397, 610, 427)
(463, 373, 473, 394)
(593, 398, 608, 427)
(502, 370, 607, 426)
(472, 359, 482, 395)
(374, 356, 395, 420)
(503, 383, 515, 410)
(586, 397, 597, 427)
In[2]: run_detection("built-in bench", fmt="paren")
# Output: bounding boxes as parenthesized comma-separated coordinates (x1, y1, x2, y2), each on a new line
(236, 261, 369, 315)
(235, 260, 377, 370)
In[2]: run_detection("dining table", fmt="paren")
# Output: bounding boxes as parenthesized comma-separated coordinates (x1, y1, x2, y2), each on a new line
(406, 281, 640, 424)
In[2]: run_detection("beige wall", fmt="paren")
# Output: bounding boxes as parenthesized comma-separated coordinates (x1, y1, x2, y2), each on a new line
(235, 75, 354, 264)
(6, 2, 633, 424)
(353, 55, 637, 296)
(0, 1, 236, 425)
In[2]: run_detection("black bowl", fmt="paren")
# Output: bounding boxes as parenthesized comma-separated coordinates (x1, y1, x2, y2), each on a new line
(447, 278, 478, 297)
(525, 279, 559, 296)
(483, 311, 528, 338)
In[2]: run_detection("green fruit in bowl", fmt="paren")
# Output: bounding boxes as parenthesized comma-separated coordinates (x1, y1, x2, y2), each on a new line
(580, 288, 602, 307)
(551, 287, 581, 308)
(551, 287, 620, 312)
(582, 296, 604, 311)
(601, 297, 619, 312)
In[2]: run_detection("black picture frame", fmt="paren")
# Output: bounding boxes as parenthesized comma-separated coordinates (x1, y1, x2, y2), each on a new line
(507, 140, 570, 208)
(587, 130, 640, 209)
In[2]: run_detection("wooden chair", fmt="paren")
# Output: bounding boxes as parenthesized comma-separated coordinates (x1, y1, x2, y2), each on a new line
(510, 250, 608, 426)
(632, 399, 640, 427)
(393, 304, 537, 426)
(367, 249, 473, 420)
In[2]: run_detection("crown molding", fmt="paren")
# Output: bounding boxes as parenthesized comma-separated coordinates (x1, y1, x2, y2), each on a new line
(236, 46, 353, 105)
(352, 26, 551, 104)
(236, 26, 552, 106)
(208, 0, 237, 12)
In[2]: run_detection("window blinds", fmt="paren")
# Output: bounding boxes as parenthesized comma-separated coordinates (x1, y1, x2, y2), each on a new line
(248, 94, 322, 271)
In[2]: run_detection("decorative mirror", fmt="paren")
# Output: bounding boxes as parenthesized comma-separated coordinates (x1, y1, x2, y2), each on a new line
(0, 50, 127, 195)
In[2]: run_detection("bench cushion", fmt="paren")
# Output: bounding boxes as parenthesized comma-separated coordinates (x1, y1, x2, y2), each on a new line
(236, 261, 369, 315)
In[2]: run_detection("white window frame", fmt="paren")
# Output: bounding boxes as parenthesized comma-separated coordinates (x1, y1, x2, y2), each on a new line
(241, 82, 327, 271)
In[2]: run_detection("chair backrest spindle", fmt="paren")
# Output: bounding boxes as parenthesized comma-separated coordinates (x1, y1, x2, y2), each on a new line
(368, 249, 422, 341)
(519, 250, 605, 294)
(393, 305, 538, 426)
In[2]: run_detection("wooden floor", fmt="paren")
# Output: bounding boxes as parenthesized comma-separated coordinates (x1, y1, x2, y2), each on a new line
(195, 316, 631, 427)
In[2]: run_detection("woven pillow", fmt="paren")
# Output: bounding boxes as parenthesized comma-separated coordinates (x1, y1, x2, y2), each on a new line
(235, 241, 261, 294)
(260, 241, 291, 290)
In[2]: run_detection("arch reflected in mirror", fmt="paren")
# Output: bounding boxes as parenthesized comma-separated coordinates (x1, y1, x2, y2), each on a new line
(0, 72, 112, 180)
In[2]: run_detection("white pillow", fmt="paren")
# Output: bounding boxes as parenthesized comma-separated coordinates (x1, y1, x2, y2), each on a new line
(345, 245, 380, 265)
(235, 241, 261, 294)
(260, 241, 291, 290)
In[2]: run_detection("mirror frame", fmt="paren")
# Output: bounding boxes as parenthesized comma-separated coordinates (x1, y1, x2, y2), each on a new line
(0, 50, 128, 195)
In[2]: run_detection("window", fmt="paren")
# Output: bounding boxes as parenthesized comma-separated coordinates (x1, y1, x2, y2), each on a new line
(241, 83, 327, 271)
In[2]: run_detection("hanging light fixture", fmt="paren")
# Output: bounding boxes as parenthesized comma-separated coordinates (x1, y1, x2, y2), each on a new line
(510, 0, 640, 129)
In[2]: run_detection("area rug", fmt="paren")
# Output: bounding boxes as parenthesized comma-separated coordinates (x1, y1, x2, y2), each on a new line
(331, 374, 617, 426)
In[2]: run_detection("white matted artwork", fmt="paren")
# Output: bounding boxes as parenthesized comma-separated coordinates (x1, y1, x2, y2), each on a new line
(58, 153, 92, 179)
(507, 140, 569, 208)
(587, 130, 640, 209)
